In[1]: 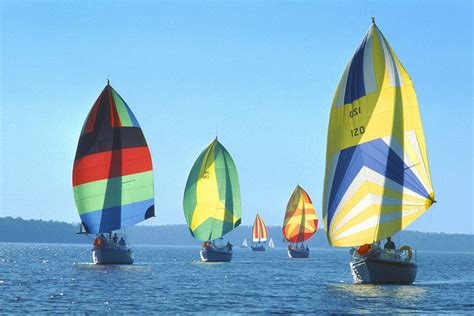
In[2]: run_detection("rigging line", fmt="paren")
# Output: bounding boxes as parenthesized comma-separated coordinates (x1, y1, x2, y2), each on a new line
(208, 142, 230, 241)
(214, 150, 231, 239)
(255, 215, 259, 242)
(199, 141, 216, 241)
(253, 216, 256, 242)
(300, 189, 306, 243)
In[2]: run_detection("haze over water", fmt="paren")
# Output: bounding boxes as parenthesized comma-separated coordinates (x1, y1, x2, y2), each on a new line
(1, 243, 472, 314)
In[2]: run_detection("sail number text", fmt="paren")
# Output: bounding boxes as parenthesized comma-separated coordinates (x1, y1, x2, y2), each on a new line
(350, 126, 365, 137)
(349, 106, 361, 118)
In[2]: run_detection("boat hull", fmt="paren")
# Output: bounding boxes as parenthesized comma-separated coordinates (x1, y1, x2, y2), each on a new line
(92, 246, 133, 265)
(251, 245, 265, 252)
(200, 247, 233, 262)
(350, 256, 417, 284)
(288, 249, 309, 258)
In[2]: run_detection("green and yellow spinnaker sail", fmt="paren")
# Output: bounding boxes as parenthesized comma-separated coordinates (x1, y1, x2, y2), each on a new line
(183, 139, 242, 241)
(323, 21, 435, 247)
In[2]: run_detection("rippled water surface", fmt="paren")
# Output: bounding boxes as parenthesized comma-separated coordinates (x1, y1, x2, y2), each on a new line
(0, 243, 473, 313)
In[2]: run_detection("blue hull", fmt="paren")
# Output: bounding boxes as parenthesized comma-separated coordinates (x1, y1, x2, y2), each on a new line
(92, 246, 133, 265)
(200, 248, 232, 262)
(288, 249, 309, 258)
(251, 245, 265, 251)
(351, 256, 417, 284)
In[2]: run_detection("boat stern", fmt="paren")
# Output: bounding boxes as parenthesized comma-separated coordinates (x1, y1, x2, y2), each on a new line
(92, 246, 134, 265)
(350, 256, 417, 284)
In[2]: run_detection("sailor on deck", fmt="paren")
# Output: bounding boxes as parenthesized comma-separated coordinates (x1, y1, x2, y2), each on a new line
(384, 237, 396, 250)
(94, 234, 106, 248)
(118, 237, 126, 247)
(112, 233, 118, 243)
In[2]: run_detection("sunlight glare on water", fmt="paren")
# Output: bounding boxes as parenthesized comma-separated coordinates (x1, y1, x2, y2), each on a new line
(0, 243, 472, 313)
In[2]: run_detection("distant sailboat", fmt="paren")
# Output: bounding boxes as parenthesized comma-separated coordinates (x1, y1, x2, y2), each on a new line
(323, 19, 435, 284)
(283, 185, 318, 258)
(268, 238, 275, 249)
(183, 138, 242, 262)
(72, 81, 155, 264)
(241, 238, 248, 248)
(251, 213, 267, 251)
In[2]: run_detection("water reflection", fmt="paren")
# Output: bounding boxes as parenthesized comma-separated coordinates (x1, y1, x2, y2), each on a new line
(74, 263, 152, 273)
(191, 261, 225, 265)
(321, 283, 429, 313)
(326, 283, 428, 300)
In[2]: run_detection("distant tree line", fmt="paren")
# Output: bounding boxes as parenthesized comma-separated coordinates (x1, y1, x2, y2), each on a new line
(0, 217, 473, 252)
(0, 217, 86, 243)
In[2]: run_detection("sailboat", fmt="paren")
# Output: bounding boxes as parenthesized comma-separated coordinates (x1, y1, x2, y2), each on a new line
(241, 238, 248, 248)
(268, 238, 275, 249)
(283, 185, 318, 258)
(323, 19, 435, 284)
(72, 81, 155, 264)
(183, 138, 242, 262)
(251, 213, 267, 251)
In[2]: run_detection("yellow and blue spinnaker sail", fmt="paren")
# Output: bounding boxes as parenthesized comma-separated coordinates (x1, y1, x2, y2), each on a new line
(323, 22, 435, 247)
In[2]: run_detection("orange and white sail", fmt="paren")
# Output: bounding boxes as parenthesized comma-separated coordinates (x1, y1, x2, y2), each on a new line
(283, 185, 318, 243)
(252, 213, 268, 243)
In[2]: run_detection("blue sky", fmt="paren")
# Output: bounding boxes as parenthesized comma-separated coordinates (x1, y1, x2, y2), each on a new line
(0, 1, 472, 233)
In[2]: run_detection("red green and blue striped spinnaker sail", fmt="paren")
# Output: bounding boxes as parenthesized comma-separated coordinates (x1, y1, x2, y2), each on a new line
(72, 83, 154, 234)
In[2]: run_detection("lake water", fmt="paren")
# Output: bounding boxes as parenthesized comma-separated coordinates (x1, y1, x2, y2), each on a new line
(0, 243, 473, 314)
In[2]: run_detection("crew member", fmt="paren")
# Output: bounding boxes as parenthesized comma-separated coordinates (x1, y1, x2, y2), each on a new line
(118, 237, 126, 246)
(384, 237, 396, 250)
(112, 233, 118, 243)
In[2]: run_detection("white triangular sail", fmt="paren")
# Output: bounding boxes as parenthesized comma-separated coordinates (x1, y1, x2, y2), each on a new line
(269, 238, 275, 248)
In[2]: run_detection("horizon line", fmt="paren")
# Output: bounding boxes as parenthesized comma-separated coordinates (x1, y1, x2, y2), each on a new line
(1, 216, 472, 236)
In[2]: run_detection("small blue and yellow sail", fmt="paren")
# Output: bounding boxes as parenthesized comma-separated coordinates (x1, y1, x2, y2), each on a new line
(323, 21, 435, 247)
